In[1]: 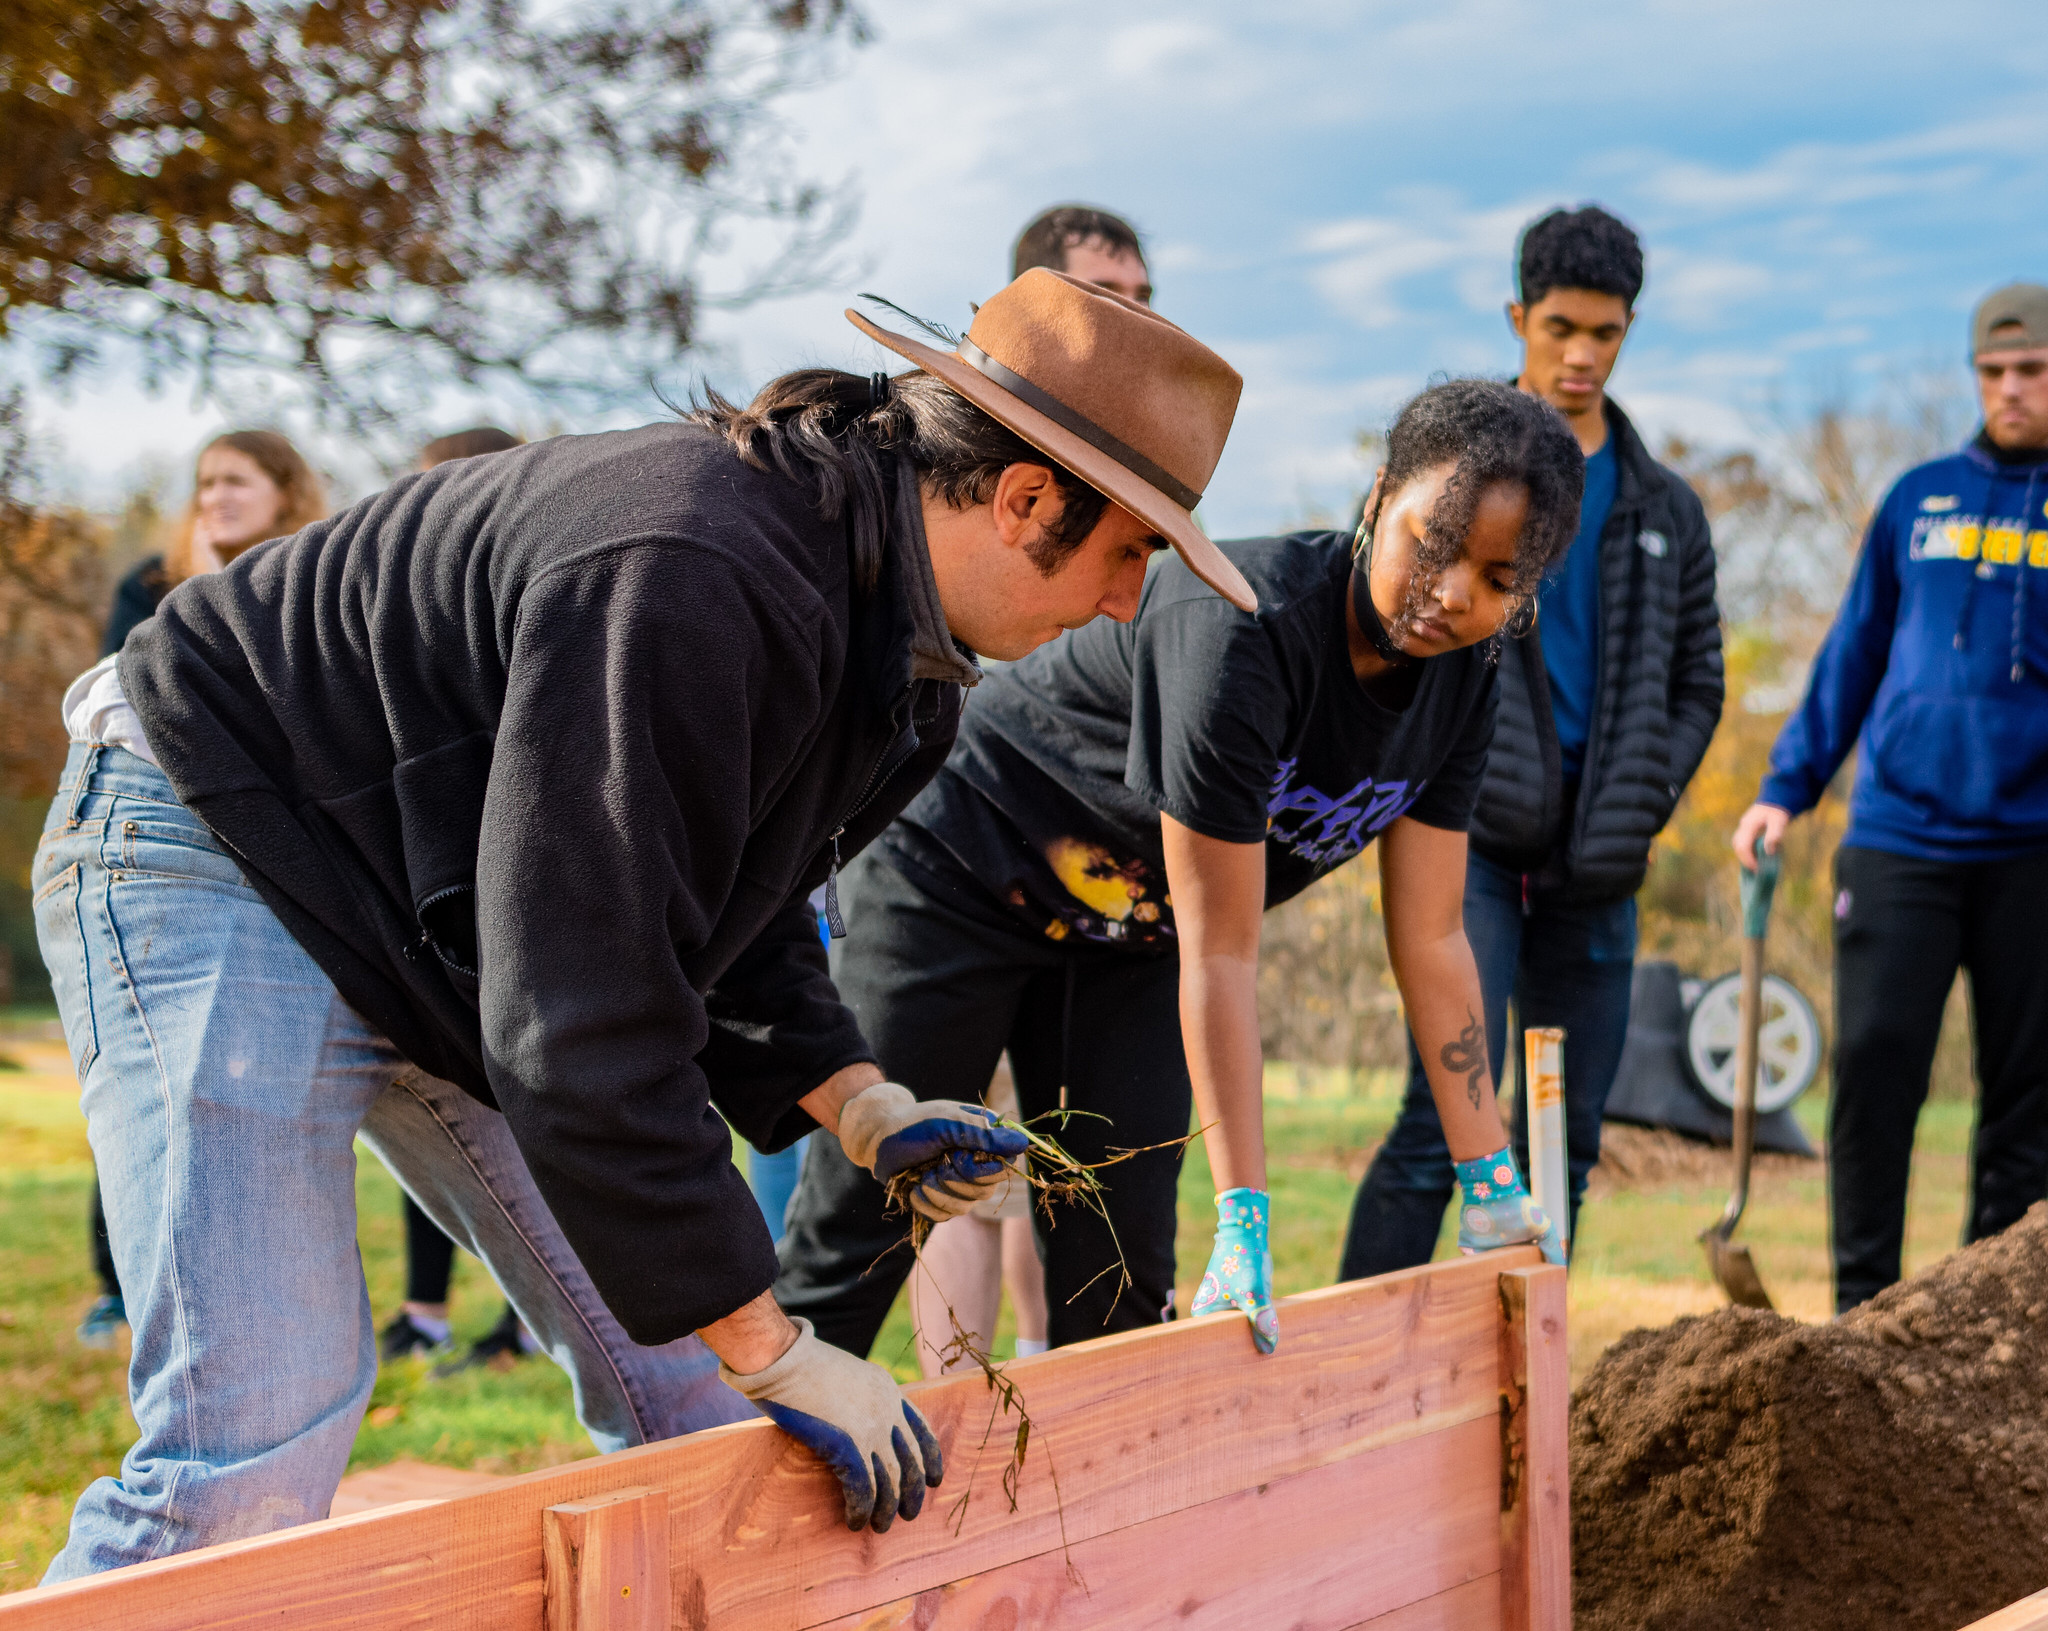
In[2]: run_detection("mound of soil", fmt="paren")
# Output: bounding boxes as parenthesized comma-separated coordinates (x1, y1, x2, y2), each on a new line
(1572, 1201, 2048, 1631)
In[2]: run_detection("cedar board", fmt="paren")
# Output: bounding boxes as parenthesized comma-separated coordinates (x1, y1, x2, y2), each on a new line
(0, 1249, 1562, 1630)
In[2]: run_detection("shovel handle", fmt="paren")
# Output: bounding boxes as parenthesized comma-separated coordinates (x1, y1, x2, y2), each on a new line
(1720, 838, 1776, 1233)
(1739, 839, 1780, 940)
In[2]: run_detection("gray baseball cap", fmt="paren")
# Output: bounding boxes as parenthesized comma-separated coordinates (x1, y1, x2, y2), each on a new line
(1972, 283, 2048, 355)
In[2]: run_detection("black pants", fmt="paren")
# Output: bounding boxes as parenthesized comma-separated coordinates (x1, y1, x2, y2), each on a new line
(1339, 849, 1637, 1278)
(404, 1192, 459, 1304)
(1831, 844, 2048, 1312)
(89, 1172, 119, 1298)
(774, 846, 1189, 1356)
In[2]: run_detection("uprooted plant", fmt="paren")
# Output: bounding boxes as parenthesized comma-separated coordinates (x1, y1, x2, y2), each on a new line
(880, 1109, 1206, 1581)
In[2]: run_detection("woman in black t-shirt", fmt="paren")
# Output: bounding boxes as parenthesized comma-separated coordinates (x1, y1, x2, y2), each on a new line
(775, 380, 1584, 1359)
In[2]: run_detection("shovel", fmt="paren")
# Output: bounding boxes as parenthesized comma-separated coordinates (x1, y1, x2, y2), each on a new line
(1700, 837, 1779, 1310)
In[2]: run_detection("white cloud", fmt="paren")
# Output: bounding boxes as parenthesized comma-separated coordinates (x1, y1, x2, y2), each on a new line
(1303, 202, 1531, 330)
(1652, 254, 1775, 329)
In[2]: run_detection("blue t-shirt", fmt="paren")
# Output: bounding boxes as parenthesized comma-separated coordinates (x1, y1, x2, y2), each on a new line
(1539, 436, 1616, 780)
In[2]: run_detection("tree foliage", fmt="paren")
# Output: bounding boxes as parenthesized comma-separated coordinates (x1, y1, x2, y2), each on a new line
(0, 391, 106, 805)
(0, 389, 110, 1001)
(0, 0, 859, 430)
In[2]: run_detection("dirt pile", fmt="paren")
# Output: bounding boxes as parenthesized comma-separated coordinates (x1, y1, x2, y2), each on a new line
(1572, 1201, 2048, 1631)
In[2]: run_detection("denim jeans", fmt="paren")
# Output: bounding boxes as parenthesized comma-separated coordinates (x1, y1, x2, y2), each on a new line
(32, 743, 753, 1582)
(747, 1135, 810, 1246)
(1339, 848, 1638, 1278)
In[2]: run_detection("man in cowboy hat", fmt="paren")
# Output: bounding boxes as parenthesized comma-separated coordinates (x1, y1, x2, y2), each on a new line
(748, 204, 1159, 1352)
(35, 269, 1244, 1577)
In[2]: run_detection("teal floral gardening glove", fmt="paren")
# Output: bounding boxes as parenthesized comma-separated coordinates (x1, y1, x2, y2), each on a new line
(1190, 1188, 1279, 1354)
(1455, 1146, 1565, 1265)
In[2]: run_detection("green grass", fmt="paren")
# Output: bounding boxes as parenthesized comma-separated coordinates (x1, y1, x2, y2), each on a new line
(0, 1032, 1978, 1591)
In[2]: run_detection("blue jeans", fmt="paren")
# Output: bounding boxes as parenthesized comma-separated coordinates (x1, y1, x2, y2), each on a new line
(32, 744, 754, 1582)
(748, 1135, 810, 1245)
(1339, 849, 1637, 1278)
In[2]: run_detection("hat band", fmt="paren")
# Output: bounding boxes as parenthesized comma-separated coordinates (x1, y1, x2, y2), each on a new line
(957, 341, 1204, 512)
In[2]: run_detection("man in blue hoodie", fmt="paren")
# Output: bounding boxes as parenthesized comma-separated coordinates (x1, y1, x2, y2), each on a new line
(1735, 282, 2048, 1313)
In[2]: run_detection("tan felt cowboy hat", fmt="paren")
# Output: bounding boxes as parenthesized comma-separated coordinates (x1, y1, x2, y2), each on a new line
(847, 268, 1255, 612)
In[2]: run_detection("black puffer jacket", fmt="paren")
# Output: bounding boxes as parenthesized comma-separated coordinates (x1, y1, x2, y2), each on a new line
(1469, 400, 1723, 902)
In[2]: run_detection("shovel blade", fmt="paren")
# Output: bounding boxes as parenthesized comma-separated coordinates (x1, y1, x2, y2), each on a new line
(1701, 1233, 1774, 1311)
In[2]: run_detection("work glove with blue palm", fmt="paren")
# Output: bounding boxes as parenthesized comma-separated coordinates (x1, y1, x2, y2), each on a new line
(1454, 1146, 1566, 1266)
(720, 1318, 943, 1532)
(838, 1082, 1031, 1220)
(1190, 1188, 1279, 1354)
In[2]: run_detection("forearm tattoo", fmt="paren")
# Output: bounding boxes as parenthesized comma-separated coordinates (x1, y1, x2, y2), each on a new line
(1439, 1009, 1487, 1111)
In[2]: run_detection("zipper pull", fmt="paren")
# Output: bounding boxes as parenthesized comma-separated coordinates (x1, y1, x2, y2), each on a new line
(823, 829, 848, 940)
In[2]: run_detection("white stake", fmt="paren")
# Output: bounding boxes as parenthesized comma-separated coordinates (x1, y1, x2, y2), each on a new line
(1524, 1026, 1569, 1252)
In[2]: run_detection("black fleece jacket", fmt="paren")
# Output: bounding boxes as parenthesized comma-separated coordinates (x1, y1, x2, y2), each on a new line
(120, 423, 966, 1342)
(1468, 400, 1724, 902)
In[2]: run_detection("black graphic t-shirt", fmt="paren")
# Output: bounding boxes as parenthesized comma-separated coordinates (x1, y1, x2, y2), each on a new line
(883, 531, 1499, 949)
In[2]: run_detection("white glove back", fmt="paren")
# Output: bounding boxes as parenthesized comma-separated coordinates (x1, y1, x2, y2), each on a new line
(720, 1318, 943, 1531)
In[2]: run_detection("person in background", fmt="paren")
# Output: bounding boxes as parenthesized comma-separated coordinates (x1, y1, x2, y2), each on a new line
(775, 380, 1579, 1368)
(1734, 282, 2048, 1313)
(78, 430, 327, 1348)
(416, 426, 522, 468)
(379, 424, 534, 1370)
(100, 431, 329, 658)
(1013, 204, 1152, 305)
(893, 206, 1155, 1373)
(1342, 205, 1724, 1277)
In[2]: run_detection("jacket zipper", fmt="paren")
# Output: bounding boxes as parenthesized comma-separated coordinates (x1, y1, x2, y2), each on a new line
(1523, 628, 1564, 857)
(411, 881, 475, 971)
(1567, 495, 1625, 873)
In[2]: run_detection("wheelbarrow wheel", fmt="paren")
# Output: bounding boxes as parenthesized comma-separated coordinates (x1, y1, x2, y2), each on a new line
(1683, 970, 1821, 1115)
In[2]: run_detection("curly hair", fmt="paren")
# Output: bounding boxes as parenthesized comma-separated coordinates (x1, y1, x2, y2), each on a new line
(689, 370, 1109, 592)
(1517, 204, 1645, 309)
(1362, 379, 1584, 646)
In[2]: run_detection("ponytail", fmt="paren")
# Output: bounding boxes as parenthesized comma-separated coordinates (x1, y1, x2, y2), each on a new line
(690, 369, 1110, 590)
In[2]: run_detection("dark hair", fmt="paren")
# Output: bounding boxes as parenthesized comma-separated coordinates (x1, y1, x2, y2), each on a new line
(690, 370, 1110, 591)
(1013, 205, 1146, 280)
(420, 426, 522, 466)
(1366, 379, 1583, 643)
(1517, 205, 1645, 309)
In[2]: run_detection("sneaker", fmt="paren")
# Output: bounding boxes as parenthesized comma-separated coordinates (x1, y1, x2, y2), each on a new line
(379, 1311, 451, 1361)
(77, 1295, 127, 1349)
(433, 1303, 533, 1376)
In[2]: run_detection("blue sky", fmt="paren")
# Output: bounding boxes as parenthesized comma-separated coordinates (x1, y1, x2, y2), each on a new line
(30, 0, 2048, 536)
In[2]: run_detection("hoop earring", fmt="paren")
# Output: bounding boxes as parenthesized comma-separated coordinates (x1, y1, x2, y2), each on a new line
(1351, 490, 1384, 570)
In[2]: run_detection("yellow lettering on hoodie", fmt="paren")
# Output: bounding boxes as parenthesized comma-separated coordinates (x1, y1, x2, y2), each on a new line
(1956, 525, 1982, 561)
(1987, 527, 2025, 565)
(2030, 531, 2048, 569)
